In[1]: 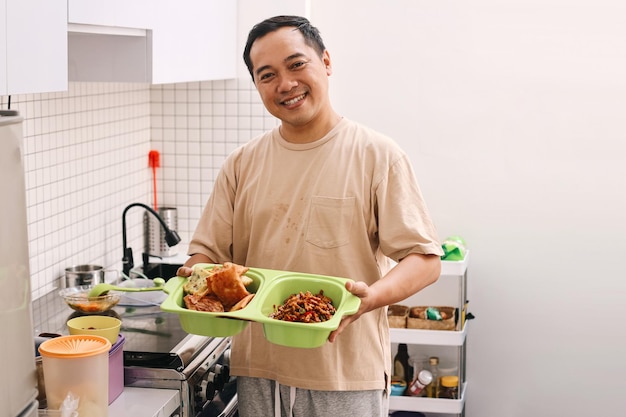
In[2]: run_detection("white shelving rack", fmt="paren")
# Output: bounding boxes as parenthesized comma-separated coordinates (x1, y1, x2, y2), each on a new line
(389, 252, 470, 416)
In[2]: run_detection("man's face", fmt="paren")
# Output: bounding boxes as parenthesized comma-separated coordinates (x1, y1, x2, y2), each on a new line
(249, 27, 332, 132)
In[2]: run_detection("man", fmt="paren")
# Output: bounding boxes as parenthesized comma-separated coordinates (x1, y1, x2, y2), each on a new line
(178, 15, 443, 417)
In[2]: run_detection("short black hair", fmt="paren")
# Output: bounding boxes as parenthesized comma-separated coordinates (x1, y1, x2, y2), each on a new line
(243, 15, 326, 81)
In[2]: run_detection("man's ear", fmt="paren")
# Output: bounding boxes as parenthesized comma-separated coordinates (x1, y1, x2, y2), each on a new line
(323, 50, 333, 75)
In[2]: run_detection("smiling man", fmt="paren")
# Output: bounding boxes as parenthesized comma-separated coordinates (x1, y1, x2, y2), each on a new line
(245, 22, 338, 143)
(181, 15, 443, 417)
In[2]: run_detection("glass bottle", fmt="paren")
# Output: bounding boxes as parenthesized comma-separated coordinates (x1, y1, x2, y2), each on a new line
(438, 375, 459, 399)
(393, 344, 411, 393)
(425, 356, 439, 398)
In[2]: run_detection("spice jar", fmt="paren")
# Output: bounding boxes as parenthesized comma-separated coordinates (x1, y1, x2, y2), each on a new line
(437, 375, 459, 399)
(407, 369, 433, 397)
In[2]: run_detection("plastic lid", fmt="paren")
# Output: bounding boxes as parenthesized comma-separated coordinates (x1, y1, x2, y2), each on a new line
(417, 369, 433, 385)
(38, 335, 112, 358)
(440, 375, 459, 388)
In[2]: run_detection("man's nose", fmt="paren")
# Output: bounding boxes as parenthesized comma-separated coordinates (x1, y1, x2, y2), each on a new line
(277, 73, 298, 93)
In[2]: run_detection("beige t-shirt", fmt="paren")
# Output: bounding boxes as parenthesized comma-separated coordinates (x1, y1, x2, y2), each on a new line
(189, 118, 442, 391)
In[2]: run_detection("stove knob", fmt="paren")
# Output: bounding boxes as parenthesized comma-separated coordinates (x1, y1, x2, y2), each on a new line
(213, 364, 230, 384)
(195, 378, 210, 404)
(203, 371, 218, 398)
(204, 370, 227, 401)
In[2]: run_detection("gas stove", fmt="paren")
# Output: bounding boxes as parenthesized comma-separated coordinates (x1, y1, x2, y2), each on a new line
(33, 287, 238, 417)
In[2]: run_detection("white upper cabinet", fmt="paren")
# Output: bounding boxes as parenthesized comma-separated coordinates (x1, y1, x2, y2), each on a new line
(1, 0, 67, 95)
(68, 0, 155, 30)
(68, 0, 236, 84)
(152, 1, 237, 83)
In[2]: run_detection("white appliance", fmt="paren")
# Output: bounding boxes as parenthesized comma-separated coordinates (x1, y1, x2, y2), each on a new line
(0, 112, 38, 417)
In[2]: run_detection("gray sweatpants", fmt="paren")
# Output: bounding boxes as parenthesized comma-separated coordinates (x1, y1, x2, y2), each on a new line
(237, 376, 388, 417)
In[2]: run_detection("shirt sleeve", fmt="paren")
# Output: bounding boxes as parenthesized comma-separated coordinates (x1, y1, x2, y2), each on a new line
(375, 154, 444, 261)
(187, 152, 238, 263)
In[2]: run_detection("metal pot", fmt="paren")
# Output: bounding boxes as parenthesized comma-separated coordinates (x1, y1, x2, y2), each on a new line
(64, 264, 118, 288)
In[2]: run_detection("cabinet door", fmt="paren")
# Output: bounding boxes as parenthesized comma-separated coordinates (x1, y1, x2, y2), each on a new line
(5, 0, 67, 95)
(151, 0, 237, 83)
(69, 0, 156, 29)
(68, 0, 236, 84)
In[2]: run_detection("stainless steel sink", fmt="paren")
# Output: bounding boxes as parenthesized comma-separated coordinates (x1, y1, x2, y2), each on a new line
(140, 263, 183, 280)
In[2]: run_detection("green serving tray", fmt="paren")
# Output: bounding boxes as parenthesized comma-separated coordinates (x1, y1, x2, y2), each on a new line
(160, 264, 361, 348)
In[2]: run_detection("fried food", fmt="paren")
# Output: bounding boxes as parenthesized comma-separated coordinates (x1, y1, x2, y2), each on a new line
(183, 266, 213, 297)
(230, 293, 255, 312)
(184, 293, 224, 312)
(183, 262, 253, 312)
(210, 262, 251, 309)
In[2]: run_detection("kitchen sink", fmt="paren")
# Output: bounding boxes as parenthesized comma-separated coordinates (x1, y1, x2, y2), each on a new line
(140, 263, 183, 281)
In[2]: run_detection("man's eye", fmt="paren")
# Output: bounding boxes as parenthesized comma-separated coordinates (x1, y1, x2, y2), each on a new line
(291, 61, 306, 69)
(259, 72, 274, 81)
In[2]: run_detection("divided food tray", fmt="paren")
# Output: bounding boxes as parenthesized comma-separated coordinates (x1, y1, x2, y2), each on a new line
(160, 264, 361, 348)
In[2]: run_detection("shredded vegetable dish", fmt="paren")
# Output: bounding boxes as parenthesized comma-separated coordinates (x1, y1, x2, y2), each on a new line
(270, 290, 336, 323)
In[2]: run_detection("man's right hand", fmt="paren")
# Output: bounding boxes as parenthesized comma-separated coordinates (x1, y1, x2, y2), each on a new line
(176, 266, 194, 277)
(177, 253, 216, 277)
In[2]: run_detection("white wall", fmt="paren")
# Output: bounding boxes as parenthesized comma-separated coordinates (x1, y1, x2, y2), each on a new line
(312, 1, 625, 416)
(10, 1, 624, 414)
(236, 0, 310, 79)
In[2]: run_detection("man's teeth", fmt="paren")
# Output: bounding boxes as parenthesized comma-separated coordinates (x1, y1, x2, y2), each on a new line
(284, 94, 305, 105)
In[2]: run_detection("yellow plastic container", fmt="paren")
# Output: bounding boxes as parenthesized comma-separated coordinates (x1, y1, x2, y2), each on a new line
(38, 335, 111, 417)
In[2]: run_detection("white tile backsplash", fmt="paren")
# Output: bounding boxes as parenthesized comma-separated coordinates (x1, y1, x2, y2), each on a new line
(3, 78, 277, 299)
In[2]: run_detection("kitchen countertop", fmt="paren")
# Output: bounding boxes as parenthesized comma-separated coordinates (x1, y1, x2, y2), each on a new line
(109, 387, 180, 417)
(34, 254, 191, 417)
(146, 244, 190, 266)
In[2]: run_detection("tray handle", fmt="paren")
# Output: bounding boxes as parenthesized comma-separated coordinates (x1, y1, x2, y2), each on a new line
(341, 288, 362, 316)
(163, 275, 185, 294)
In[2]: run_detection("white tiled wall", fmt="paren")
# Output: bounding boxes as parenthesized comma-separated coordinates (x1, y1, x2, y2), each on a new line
(150, 79, 278, 242)
(3, 78, 276, 299)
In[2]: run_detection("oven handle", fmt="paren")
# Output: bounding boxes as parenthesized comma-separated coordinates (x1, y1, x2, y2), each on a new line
(220, 393, 238, 417)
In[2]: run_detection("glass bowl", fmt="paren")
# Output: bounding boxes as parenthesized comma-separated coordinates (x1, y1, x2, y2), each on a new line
(59, 285, 121, 314)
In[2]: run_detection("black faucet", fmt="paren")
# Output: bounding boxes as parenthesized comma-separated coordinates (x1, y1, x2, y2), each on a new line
(122, 202, 181, 276)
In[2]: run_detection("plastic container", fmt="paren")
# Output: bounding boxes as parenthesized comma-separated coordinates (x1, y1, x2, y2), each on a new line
(390, 380, 407, 396)
(38, 335, 111, 417)
(160, 264, 361, 348)
(109, 334, 125, 404)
